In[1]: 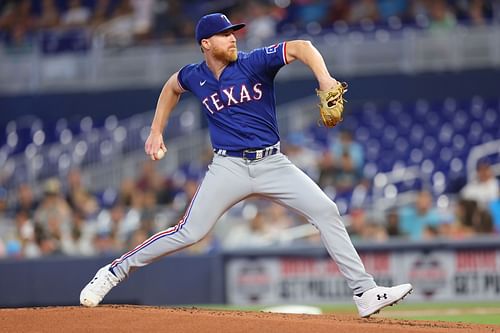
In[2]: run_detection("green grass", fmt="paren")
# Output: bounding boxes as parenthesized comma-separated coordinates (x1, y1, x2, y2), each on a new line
(191, 302, 500, 325)
(395, 314, 500, 325)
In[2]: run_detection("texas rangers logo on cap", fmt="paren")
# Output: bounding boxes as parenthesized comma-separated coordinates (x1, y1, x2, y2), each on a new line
(221, 14, 231, 24)
(195, 13, 246, 44)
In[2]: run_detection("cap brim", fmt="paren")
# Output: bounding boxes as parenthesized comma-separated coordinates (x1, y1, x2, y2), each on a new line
(217, 23, 246, 35)
(198, 23, 246, 44)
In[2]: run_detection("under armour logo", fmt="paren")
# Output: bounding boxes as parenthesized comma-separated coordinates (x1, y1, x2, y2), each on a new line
(377, 293, 388, 300)
(200, 80, 207, 86)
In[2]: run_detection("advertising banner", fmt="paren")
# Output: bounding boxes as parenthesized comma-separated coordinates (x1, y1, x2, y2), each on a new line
(226, 250, 500, 304)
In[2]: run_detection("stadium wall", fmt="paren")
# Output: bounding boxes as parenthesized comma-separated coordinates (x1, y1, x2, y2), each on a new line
(0, 254, 224, 307)
(1, 238, 499, 308)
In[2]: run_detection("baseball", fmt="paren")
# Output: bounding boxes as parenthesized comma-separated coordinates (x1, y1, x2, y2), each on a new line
(154, 148, 166, 160)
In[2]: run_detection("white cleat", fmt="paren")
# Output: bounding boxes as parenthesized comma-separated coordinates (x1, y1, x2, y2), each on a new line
(80, 264, 120, 307)
(353, 283, 413, 318)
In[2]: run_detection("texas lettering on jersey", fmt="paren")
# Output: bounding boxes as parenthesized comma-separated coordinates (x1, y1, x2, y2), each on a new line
(202, 83, 263, 114)
(177, 42, 288, 150)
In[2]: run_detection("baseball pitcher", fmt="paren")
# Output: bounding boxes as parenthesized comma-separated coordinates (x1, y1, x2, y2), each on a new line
(80, 13, 412, 318)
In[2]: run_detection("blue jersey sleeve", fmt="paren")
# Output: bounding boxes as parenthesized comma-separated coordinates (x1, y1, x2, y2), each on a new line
(247, 42, 288, 79)
(177, 64, 197, 92)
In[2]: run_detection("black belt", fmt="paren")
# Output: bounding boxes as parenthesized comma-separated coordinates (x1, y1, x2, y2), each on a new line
(214, 143, 280, 160)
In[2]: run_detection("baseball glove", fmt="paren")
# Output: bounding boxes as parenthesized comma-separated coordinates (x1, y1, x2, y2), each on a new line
(316, 81, 348, 128)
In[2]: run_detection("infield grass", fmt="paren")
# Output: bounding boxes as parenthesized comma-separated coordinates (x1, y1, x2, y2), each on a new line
(193, 302, 500, 325)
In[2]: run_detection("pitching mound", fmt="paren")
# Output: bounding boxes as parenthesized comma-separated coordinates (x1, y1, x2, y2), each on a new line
(1, 305, 498, 333)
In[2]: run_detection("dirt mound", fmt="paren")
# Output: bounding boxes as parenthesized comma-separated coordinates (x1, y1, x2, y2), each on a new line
(1, 305, 498, 333)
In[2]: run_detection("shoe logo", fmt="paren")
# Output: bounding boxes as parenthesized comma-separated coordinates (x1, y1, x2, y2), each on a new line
(377, 293, 388, 300)
(200, 80, 207, 86)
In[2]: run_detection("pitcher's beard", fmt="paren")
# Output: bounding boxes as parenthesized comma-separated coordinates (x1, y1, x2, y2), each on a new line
(214, 46, 238, 62)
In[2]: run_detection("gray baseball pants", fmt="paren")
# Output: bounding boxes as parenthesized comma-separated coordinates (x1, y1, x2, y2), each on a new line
(110, 153, 376, 294)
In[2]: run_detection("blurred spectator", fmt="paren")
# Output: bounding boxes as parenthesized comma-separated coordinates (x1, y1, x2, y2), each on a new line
(127, 227, 148, 251)
(489, 190, 500, 233)
(336, 149, 362, 193)
(37, 0, 60, 29)
(398, 190, 444, 240)
(453, 198, 493, 235)
(0, 239, 5, 257)
(325, 0, 351, 25)
(351, 178, 372, 209)
(170, 176, 198, 224)
(283, 132, 320, 181)
(140, 190, 158, 235)
(409, 0, 431, 27)
(152, 0, 193, 43)
(33, 218, 60, 255)
(0, 188, 10, 218)
(155, 175, 178, 205)
(331, 130, 364, 173)
(0, 0, 35, 32)
(223, 210, 275, 248)
(62, 211, 96, 256)
(118, 178, 135, 206)
(130, 0, 155, 39)
(319, 130, 364, 193)
(244, 1, 277, 45)
(136, 160, 163, 192)
(2, 192, 35, 260)
(0, 0, 15, 30)
(265, 202, 295, 231)
(295, 0, 329, 28)
(65, 168, 98, 216)
(14, 209, 41, 257)
(121, 191, 143, 238)
(95, 202, 128, 254)
(0, 0, 35, 51)
(456, 0, 493, 25)
(460, 160, 499, 209)
(95, 0, 135, 46)
(468, 0, 485, 25)
(14, 183, 38, 217)
(385, 208, 402, 237)
(349, 0, 380, 24)
(0, 187, 15, 254)
(61, 0, 91, 27)
(429, 0, 457, 30)
(70, 189, 100, 220)
(89, 0, 110, 29)
(6, 21, 34, 52)
(33, 178, 72, 255)
(318, 152, 336, 189)
(347, 208, 388, 242)
(377, 0, 408, 21)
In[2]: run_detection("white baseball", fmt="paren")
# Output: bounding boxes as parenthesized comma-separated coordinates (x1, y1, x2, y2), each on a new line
(156, 148, 165, 160)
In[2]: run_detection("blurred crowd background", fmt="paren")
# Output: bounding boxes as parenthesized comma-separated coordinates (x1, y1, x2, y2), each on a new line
(0, 0, 498, 50)
(0, 0, 499, 260)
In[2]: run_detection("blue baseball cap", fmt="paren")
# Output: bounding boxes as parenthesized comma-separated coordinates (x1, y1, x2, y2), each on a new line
(195, 13, 245, 44)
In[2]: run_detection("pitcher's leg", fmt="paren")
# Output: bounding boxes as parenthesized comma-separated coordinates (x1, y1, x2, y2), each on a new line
(254, 154, 376, 294)
(111, 156, 252, 280)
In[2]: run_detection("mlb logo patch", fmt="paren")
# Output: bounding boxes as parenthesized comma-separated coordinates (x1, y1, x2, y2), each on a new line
(265, 44, 279, 54)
